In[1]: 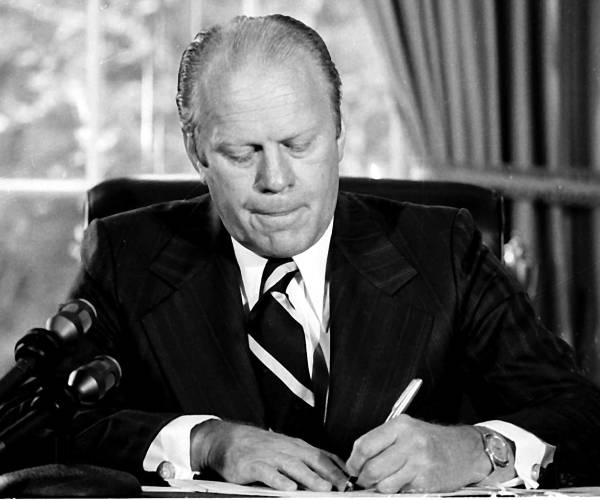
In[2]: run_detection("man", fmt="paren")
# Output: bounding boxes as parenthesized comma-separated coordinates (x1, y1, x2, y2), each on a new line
(64, 15, 600, 492)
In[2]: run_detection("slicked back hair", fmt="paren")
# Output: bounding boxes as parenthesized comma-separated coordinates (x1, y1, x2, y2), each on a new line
(176, 14, 342, 139)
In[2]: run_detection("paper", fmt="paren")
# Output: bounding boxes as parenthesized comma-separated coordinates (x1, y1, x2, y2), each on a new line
(141, 479, 600, 498)
(159, 479, 541, 497)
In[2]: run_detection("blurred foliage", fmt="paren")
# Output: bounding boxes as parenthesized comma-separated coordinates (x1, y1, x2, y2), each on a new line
(0, 193, 82, 373)
(0, 0, 400, 179)
(0, 1, 86, 178)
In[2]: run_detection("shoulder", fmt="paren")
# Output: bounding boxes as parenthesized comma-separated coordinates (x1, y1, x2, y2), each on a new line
(97, 193, 210, 232)
(335, 191, 486, 281)
(336, 190, 471, 245)
(81, 194, 212, 267)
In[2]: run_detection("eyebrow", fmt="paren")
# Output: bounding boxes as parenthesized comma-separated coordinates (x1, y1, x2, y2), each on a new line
(283, 131, 312, 142)
(210, 124, 318, 150)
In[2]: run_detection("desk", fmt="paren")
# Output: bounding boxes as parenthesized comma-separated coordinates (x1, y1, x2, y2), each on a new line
(2, 466, 599, 498)
(141, 481, 600, 498)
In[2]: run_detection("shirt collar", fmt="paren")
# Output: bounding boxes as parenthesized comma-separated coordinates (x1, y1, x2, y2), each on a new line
(231, 219, 334, 315)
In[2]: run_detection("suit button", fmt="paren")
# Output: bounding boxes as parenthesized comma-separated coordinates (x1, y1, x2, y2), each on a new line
(531, 464, 540, 481)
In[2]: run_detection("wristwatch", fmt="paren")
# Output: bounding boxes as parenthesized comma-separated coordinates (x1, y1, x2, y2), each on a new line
(474, 426, 511, 472)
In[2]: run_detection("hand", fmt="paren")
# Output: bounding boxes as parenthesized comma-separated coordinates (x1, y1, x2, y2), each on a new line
(346, 415, 507, 493)
(191, 420, 347, 491)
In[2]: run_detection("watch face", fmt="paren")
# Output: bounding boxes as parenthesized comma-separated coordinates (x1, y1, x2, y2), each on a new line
(486, 434, 510, 467)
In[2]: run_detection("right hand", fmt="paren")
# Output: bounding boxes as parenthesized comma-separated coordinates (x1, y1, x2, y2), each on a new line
(190, 420, 347, 491)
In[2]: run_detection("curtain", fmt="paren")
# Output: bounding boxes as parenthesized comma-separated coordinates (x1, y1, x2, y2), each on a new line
(363, 0, 600, 384)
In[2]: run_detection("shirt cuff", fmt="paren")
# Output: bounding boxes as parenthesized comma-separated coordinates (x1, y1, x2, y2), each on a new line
(478, 420, 555, 489)
(143, 415, 220, 479)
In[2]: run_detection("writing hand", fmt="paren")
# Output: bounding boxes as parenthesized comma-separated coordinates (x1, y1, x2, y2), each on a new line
(191, 420, 347, 492)
(346, 415, 513, 493)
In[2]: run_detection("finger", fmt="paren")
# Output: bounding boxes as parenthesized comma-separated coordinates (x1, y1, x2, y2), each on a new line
(325, 451, 348, 473)
(279, 458, 333, 492)
(283, 439, 347, 489)
(346, 423, 399, 476)
(306, 451, 348, 491)
(248, 461, 298, 491)
(375, 464, 419, 494)
(356, 443, 408, 488)
(323, 451, 350, 491)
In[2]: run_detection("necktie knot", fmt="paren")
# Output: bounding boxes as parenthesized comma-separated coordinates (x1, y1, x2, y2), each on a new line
(260, 258, 298, 296)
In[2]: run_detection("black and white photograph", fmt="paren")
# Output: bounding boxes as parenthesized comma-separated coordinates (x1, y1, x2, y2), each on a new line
(0, 1, 599, 497)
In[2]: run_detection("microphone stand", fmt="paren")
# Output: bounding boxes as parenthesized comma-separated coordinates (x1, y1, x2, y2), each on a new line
(0, 377, 42, 432)
(0, 356, 140, 497)
(0, 383, 76, 456)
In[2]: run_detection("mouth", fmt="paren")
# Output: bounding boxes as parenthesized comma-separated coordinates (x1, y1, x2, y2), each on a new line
(252, 206, 304, 227)
(255, 207, 297, 217)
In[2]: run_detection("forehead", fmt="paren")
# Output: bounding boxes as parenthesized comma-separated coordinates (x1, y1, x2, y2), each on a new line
(200, 58, 334, 142)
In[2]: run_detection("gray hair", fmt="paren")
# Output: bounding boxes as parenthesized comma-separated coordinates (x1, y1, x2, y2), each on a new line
(176, 14, 342, 138)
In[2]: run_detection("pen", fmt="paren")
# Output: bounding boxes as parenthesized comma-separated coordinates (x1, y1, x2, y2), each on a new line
(343, 378, 423, 492)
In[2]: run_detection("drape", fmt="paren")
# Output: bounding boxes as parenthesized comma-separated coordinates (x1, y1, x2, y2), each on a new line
(363, 0, 600, 384)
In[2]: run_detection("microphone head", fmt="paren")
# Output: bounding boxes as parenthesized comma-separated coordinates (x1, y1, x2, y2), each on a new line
(67, 355, 122, 405)
(45, 299, 97, 343)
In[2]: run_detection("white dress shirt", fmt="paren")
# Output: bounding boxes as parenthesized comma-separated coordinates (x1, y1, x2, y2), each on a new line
(143, 220, 553, 487)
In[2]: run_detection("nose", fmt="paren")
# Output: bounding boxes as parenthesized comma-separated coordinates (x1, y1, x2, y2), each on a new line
(255, 144, 294, 193)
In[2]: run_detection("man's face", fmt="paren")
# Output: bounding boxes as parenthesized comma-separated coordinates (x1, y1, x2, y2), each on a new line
(188, 57, 344, 258)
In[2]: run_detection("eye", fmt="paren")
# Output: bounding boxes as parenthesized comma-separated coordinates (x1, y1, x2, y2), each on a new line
(222, 147, 255, 164)
(228, 152, 254, 163)
(284, 140, 310, 154)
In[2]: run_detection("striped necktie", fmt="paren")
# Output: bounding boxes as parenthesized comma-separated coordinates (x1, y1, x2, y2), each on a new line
(247, 258, 329, 436)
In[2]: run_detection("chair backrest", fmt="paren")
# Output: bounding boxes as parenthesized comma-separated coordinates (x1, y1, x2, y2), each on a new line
(86, 176, 505, 259)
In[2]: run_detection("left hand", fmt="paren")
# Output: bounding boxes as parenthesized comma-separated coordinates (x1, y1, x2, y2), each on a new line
(191, 420, 348, 492)
(345, 415, 495, 493)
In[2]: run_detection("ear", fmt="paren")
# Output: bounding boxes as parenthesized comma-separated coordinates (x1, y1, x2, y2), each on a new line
(183, 130, 207, 180)
(336, 118, 346, 163)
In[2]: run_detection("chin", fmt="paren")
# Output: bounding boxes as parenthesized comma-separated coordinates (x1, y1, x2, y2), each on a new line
(261, 246, 301, 259)
(258, 237, 314, 259)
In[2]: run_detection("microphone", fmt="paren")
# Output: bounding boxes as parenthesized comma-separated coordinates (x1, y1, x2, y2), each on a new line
(44, 299, 96, 344)
(0, 299, 97, 402)
(0, 355, 122, 456)
(67, 355, 122, 405)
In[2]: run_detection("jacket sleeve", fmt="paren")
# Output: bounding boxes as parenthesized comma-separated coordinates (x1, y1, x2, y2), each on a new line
(60, 219, 180, 477)
(452, 208, 600, 486)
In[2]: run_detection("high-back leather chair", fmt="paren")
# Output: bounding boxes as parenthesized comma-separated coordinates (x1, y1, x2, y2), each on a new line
(86, 176, 505, 259)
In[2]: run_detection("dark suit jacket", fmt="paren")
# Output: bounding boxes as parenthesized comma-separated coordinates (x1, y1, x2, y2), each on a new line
(62, 192, 600, 485)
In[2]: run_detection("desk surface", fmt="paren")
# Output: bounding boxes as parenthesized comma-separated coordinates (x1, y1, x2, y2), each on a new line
(142, 482, 600, 499)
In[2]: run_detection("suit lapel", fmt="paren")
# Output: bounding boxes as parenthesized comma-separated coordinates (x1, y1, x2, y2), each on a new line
(326, 194, 433, 456)
(141, 197, 264, 424)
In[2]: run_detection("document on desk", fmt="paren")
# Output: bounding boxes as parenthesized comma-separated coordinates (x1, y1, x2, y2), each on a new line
(161, 479, 544, 497)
